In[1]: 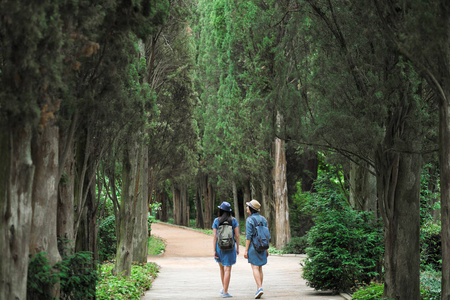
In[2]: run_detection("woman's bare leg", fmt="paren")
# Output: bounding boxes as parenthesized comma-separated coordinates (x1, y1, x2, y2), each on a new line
(219, 263, 225, 287)
(223, 265, 232, 293)
(251, 264, 263, 289)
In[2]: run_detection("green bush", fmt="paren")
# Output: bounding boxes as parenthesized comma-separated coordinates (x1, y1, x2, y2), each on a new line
(283, 236, 308, 254)
(27, 251, 98, 300)
(27, 252, 59, 300)
(58, 251, 98, 299)
(98, 215, 117, 262)
(302, 196, 383, 293)
(96, 262, 159, 300)
(421, 270, 441, 300)
(420, 221, 441, 271)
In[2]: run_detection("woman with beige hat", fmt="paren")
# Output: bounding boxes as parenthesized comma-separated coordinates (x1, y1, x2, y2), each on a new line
(244, 199, 269, 299)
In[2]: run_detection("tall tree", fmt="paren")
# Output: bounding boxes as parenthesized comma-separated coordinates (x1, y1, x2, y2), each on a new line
(372, 1, 450, 296)
(0, 1, 64, 298)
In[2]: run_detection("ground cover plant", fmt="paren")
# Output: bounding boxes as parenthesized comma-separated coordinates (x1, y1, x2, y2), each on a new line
(96, 262, 159, 300)
(148, 235, 166, 255)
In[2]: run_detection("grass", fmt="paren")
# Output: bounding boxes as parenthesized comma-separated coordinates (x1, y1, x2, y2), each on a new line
(147, 235, 166, 255)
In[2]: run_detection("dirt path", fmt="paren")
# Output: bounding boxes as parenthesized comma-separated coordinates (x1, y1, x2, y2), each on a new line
(141, 222, 346, 300)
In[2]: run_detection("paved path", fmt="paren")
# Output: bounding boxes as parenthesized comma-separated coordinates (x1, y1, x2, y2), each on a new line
(141, 222, 346, 300)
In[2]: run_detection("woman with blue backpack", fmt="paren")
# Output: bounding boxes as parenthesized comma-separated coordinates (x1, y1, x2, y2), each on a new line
(244, 199, 270, 299)
(212, 201, 240, 298)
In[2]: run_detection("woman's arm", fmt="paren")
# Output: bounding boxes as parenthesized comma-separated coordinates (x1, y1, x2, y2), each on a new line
(213, 228, 218, 258)
(244, 239, 250, 259)
(234, 226, 240, 255)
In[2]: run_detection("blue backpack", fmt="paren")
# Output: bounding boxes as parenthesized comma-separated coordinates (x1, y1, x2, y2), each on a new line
(250, 216, 270, 252)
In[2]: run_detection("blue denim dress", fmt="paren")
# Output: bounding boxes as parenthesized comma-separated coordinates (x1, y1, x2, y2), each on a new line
(212, 217, 239, 266)
(246, 213, 268, 266)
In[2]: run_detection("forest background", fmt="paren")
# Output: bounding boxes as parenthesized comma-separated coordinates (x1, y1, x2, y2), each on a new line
(1, 0, 449, 300)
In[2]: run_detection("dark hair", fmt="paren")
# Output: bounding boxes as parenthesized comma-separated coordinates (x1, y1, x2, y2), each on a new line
(249, 206, 258, 215)
(218, 209, 231, 223)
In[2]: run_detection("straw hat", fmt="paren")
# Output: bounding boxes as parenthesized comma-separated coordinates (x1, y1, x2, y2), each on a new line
(246, 199, 261, 211)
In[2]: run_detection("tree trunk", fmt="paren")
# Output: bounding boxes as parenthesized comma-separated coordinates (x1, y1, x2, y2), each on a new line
(30, 123, 62, 297)
(159, 189, 168, 222)
(173, 184, 182, 225)
(243, 178, 251, 217)
(301, 151, 318, 192)
(440, 92, 450, 299)
(272, 135, 291, 249)
(375, 102, 421, 299)
(203, 175, 212, 228)
(181, 185, 189, 226)
(57, 134, 75, 256)
(349, 161, 377, 214)
(195, 179, 205, 228)
(377, 148, 421, 300)
(0, 124, 35, 300)
(133, 144, 148, 264)
(232, 180, 240, 225)
(114, 143, 139, 276)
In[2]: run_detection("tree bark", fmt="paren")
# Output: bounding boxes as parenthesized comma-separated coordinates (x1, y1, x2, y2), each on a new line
(173, 184, 182, 225)
(114, 143, 139, 276)
(203, 175, 214, 228)
(195, 179, 205, 228)
(272, 135, 291, 249)
(232, 180, 240, 225)
(30, 123, 62, 297)
(243, 178, 251, 217)
(57, 134, 75, 256)
(181, 185, 189, 226)
(440, 92, 450, 300)
(375, 102, 421, 299)
(0, 124, 35, 300)
(349, 161, 377, 214)
(133, 144, 148, 264)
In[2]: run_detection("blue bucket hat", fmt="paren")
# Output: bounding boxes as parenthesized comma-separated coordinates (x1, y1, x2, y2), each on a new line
(218, 201, 232, 212)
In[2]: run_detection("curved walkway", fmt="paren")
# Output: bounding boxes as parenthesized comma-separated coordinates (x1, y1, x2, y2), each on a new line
(142, 222, 346, 300)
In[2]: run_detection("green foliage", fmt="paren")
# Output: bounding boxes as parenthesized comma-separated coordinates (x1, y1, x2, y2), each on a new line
(147, 235, 166, 255)
(58, 252, 98, 300)
(283, 236, 308, 254)
(27, 253, 59, 300)
(420, 164, 440, 225)
(302, 195, 383, 293)
(420, 270, 441, 300)
(352, 274, 441, 300)
(351, 282, 386, 300)
(27, 251, 98, 300)
(420, 221, 441, 271)
(96, 262, 159, 300)
(98, 215, 117, 262)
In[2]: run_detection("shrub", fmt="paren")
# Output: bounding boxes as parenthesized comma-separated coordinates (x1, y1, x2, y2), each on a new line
(27, 251, 98, 300)
(421, 270, 441, 300)
(98, 215, 117, 262)
(27, 252, 59, 300)
(420, 221, 441, 271)
(302, 196, 383, 293)
(283, 236, 308, 254)
(58, 251, 98, 299)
